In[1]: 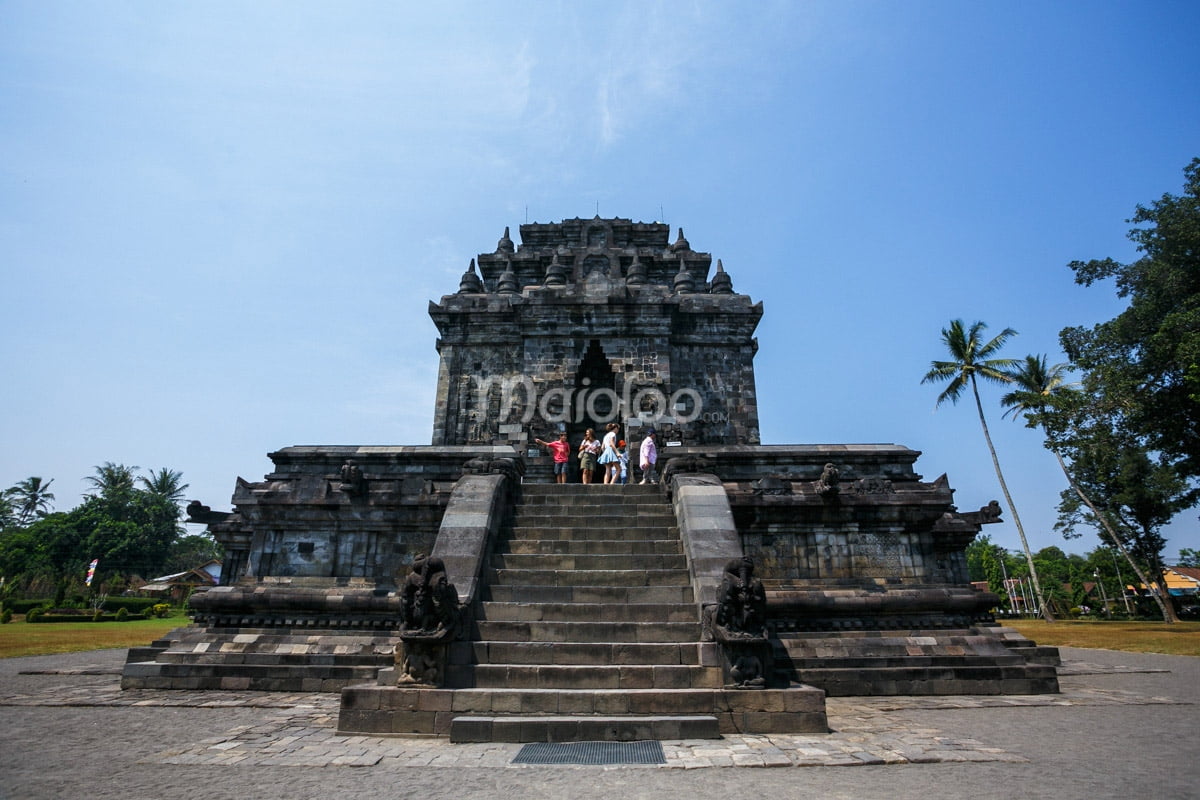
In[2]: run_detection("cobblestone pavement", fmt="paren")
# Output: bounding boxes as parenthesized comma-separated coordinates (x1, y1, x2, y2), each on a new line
(0, 653, 1184, 771)
(4, 646, 1198, 800)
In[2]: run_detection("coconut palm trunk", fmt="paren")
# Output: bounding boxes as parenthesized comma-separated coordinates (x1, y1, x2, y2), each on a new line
(1000, 354, 1173, 623)
(1050, 449, 1175, 622)
(970, 377, 1055, 620)
(922, 320, 1055, 622)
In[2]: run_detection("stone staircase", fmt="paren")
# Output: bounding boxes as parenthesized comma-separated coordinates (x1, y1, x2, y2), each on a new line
(777, 629, 1060, 696)
(338, 483, 827, 741)
(122, 625, 396, 691)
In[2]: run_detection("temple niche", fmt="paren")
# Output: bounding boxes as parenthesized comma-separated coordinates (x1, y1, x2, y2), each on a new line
(429, 218, 762, 455)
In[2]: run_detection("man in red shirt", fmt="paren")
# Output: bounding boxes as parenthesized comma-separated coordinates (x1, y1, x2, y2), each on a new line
(534, 432, 571, 483)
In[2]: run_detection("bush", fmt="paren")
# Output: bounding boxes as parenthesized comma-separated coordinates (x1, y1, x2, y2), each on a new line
(25, 608, 41, 622)
(1, 609, 11, 624)
(103, 597, 161, 614)
(151, 603, 171, 619)
(6, 599, 53, 615)
(115, 607, 129, 622)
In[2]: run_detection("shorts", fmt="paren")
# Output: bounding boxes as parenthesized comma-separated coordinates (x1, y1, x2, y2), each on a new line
(553, 461, 568, 476)
(580, 453, 597, 471)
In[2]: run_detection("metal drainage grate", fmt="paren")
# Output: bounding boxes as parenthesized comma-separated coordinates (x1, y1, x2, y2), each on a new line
(513, 740, 666, 766)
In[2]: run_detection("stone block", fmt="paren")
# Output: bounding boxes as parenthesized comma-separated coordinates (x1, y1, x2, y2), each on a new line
(782, 687, 827, 712)
(518, 691, 560, 713)
(491, 718, 525, 742)
(618, 666, 654, 689)
(391, 710, 437, 735)
(341, 687, 381, 711)
(416, 689, 453, 711)
(557, 692, 594, 714)
(336, 709, 387, 735)
(433, 711, 456, 736)
(451, 691, 494, 712)
(489, 690, 523, 713)
(544, 718, 584, 742)
(652, 666, 693, 689)
(592, 691, 631, 714)
(450, 716, 493, 743)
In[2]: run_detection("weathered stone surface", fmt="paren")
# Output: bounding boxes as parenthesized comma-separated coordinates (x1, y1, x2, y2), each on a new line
(429, 218, 762, 452)
(133, 215, 1057, 724)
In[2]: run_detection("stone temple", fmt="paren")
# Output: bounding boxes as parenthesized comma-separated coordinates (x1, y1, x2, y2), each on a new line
(123, 217, 1059, 742)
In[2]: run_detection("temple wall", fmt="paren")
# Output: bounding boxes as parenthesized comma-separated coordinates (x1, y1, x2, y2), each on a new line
(429, 218, 762, 450)
(207, 446, 516, 588)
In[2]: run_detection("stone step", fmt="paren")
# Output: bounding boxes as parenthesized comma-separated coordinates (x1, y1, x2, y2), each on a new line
(154, 650, 395, 667)
(465, 640, 712, 666)
(788, 653, 1029, 669)
(476, 601, 697, 623)
(144, 633, 396, 655)
(484, 584, 695, 604)
(450, 663, 723, 690)
(475, 620, 700, 643)
(122, 659, 386, 692)
(508, 525, 677, 541)
(513, 511, 675, 526)
(521, 484, 662, 497)
(491, 552, 688, 571)
(337, 685, 829, 738)
(776, 633, 1034, 661)
(797, 664, 1062, 696)
(503, 538, 683, 556)
(485, 568, 690, 587)
(125, 645, 169, 664)
(519, 493, 671, 508)
(450, 715, 720, 743)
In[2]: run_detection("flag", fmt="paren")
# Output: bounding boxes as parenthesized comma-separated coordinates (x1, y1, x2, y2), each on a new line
(85, 559, 99, 587)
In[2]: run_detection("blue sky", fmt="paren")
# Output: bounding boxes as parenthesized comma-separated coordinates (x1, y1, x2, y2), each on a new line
(2, 1, 1197, 561)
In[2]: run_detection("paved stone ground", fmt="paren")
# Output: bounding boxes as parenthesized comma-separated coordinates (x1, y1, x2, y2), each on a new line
(1, 647, 1195, 799)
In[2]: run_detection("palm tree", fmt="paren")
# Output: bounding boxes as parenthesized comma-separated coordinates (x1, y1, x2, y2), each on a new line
(922, 320, 1055, 620)
(140, 467, 190, 541)
(85, 463, 138, 501)
(139, 468, 188, 505)
(1002, 354, 1175, 622)
(9, 476, 55, 525)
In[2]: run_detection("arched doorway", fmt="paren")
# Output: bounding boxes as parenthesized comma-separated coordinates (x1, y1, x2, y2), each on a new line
(569, 339, 617, 448)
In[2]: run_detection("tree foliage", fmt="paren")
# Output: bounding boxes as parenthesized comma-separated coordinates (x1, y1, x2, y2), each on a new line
(999, 354, 1180, 622)
(0, 465, 199, 592)
(1053, 414, 1197, 573)
(1060, 157, 1200, 479)
(7, 476, 56, 525)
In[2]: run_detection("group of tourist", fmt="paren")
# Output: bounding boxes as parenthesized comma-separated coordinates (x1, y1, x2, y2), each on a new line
(533, 424, 658, 485)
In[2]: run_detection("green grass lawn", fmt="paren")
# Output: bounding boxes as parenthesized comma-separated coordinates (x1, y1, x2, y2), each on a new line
(1006, 619, 1200, 656)
(0, 614, 188, 659)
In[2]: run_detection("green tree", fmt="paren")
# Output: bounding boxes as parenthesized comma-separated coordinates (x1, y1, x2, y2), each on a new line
(1060, 157, 1200, 480)
(0, 512, 78, 583)
(139, 468, 188, 505)
(965, 534, 1008, 597)
(0, 491, 17, 529)
(85, 463, 139, 503)
(8, 476, 55, 525)
(1001, 354, 1176, 622)
(165, 533, 222, 574)
(1178, 548, 1200, 567)
(922, 320, 1055, 620)
(0, 465, 191, 587)
(1040, 383, 1196, 619)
